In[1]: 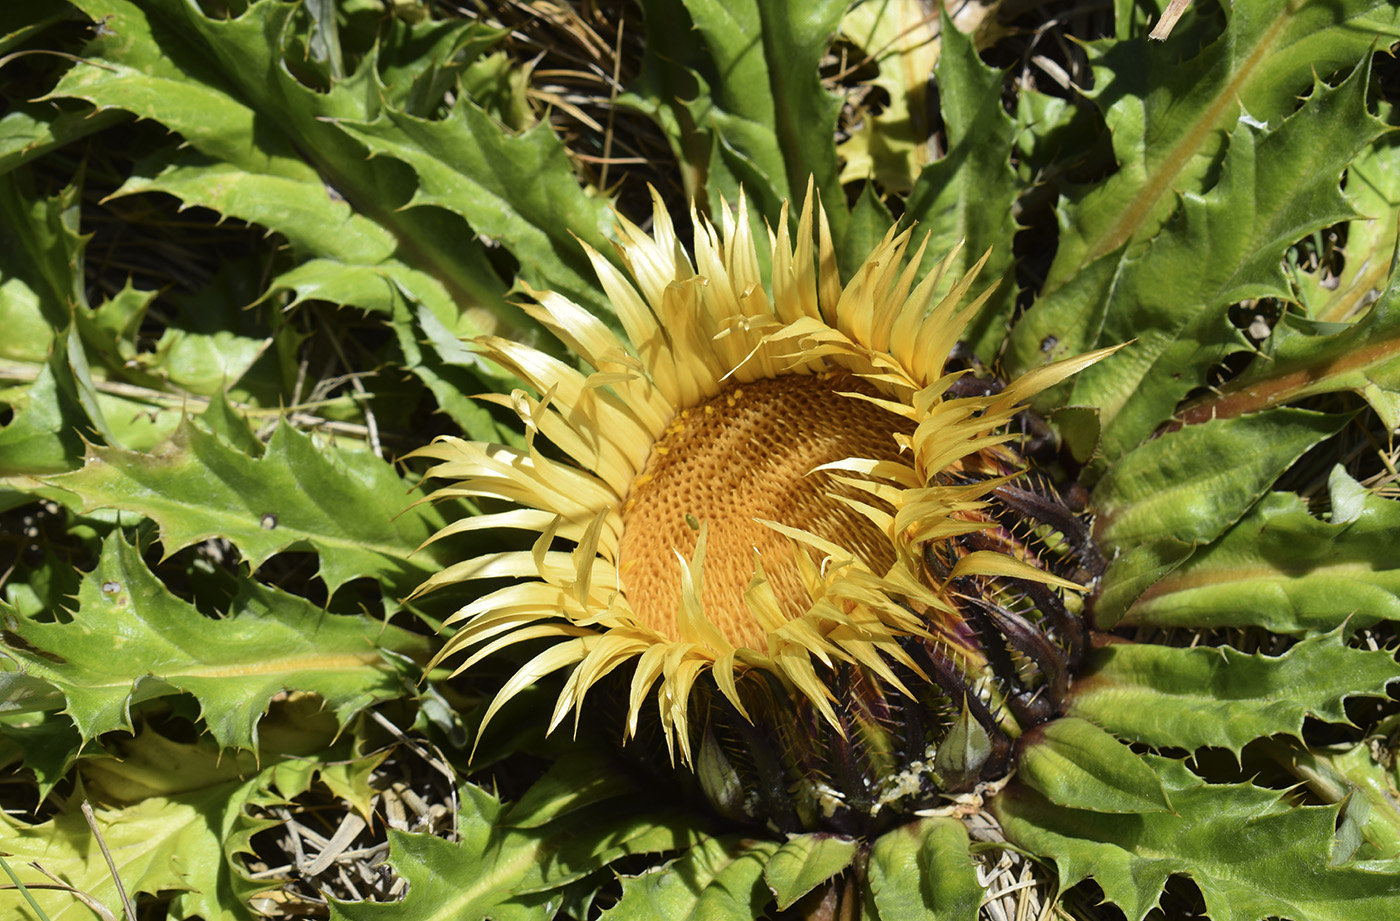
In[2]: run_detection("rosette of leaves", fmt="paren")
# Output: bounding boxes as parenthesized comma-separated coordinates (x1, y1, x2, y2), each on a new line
(2, 1, 1400, 920)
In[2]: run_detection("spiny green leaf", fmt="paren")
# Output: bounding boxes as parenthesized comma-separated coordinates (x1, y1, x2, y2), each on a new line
(270, 254, 504, 346)
(0, 103, 128, 180)
(1288, 141, 1400, 324)
(0, 530, 426, 748)
(271, 255, 516, 438)
(1, 524, 87, 620)
(259, 747, 387, 827)
(1, 1, 71, 54)
(54, 0, 518, 333)
(332, 784, 707, 921)
(1122, 475, 1400, 634)
(1091, 408, 1345, 626)
(82, 702, 352, 912)
(192, 390, 263, 459)
(1095, 409, 1344, 547)
(378, 18, 509, 120)
(1042, 0, 1400, 296)
(1, 757, 267, 921)
(63, 312, 118, 447)
(598, 834, 781, 921)
(53, 0, 310, 176)
(1049, 405, 1102, 464)
(675, 0, 846, 237)
(82, 722, 299, 804)
(0, 619, 67, 718)
(0, 254, 55, 364)
(121, 150, 397, 264)
(65, 261, 276, 445)
(1012, 58, 1389, 457)
(512, 813, 715, 898)
(0, 709, 80, 800)
(0, 167, 85, 328)
(59, 0, 374, 180)
(10, 714, 343, 921)
(1179, 254, 1400, 432)
(327, 823, 555, 921)
(502, 748, 640, 829)
(1275, 740, 1400, 862)
(2, 795, 247, 921)
(903, 10, 1020, 358)
(763, 833, 857, 911)
(333, 99, 617, 315)
(47, 0, 529, 438)
(1069, 630, 1400, 755)
(112, 146, 513, 358)
(623, 0, 709, 199)
(842, 182, 896, 279)
(834, 1, 939, 195)
(459, 48, 533, 130)
(394, 302, 516, 442)
(78, 280, 155, 375)
(992, 755, 1400, 921)
(866, 817, 982, 921)
(676, 0, 785, 212)
(1014, 717, 1172, 814)
(0, 330, 92, 476)
(268, 254, 525, 434)
(45, 420, 449, 600)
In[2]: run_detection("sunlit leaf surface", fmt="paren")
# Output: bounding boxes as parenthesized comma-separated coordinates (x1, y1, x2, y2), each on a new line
(3, 0, 1400, 918)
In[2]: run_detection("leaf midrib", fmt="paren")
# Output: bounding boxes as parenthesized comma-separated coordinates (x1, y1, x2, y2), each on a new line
(1136, 560, 1385, 599)
(52, 651, 387, 688)
(1070, 6, 1294, 282)
(1177, 326, 1400, 425)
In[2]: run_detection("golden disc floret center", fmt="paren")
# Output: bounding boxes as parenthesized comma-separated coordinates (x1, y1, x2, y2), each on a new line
(618, 371, 913, 649)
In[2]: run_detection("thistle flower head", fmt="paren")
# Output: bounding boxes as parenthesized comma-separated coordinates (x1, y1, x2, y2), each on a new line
(412, 184, 1114, 831)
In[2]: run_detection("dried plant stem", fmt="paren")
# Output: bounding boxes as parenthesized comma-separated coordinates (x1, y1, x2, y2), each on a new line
(82, 801, 136, 921)
(1149, 0, 1191, 40)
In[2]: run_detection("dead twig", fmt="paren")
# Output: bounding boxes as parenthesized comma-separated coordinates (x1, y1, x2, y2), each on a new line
(82, 801, 135, 921)
(1149, 0, 1191, 41)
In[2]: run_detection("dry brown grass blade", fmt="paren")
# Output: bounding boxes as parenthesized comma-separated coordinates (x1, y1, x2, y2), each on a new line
(22, 859, 121, 921)
(81, 801, 135, 921)
(1149, 0, 1192, 40)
